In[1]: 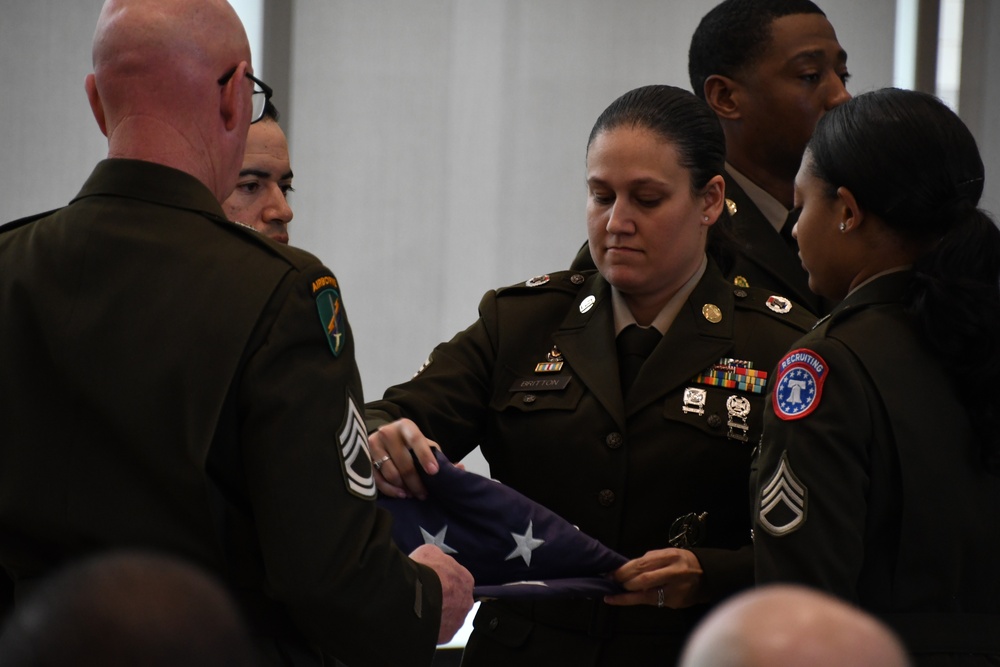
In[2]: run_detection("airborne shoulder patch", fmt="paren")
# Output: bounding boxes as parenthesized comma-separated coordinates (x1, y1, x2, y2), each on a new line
(338, 393, 376, 500)
(314, 277, 346, 357)
(772, 348, 828, 420)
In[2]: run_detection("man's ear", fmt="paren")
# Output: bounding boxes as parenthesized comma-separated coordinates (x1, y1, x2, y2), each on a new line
(703, 74, 741, 121)
(85, 74, 108, 137)
(220, 62, 249, 132)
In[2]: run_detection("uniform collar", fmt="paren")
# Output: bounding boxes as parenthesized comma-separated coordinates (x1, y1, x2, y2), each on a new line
(611, 255, 707, 336)
(726, 162, 789, 234)
(72, 159, 228, 223)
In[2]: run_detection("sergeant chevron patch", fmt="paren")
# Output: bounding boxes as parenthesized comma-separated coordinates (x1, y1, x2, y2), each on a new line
(758, 451, 807, 536)
(339, 394, 376, 499)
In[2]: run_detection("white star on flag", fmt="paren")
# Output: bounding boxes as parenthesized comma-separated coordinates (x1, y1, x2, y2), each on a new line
(505, 520, 545, 566)
(420, 525, 458, 555)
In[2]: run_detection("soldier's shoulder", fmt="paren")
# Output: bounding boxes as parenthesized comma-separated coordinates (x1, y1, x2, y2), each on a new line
(0, 208, 63, 236)
(733, 286, 818, 333)
(494, 270, 594, 299)
(215, 220, 324, 272)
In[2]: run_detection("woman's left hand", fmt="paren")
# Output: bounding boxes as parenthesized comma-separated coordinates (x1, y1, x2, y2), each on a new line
(603, 548, 705, 609)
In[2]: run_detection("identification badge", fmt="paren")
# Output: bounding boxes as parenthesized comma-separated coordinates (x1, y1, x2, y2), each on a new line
(510, 376, 572, 392)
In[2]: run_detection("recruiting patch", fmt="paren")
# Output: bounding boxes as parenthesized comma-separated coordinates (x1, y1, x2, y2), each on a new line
(758, 451, 807, 536)
(315, 287, 346, 357)
(772, 348, 828, 420)
(338, 394, 376, 499)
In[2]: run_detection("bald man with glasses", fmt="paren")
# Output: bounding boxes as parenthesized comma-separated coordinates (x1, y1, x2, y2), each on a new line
(0, 1, 473, 664)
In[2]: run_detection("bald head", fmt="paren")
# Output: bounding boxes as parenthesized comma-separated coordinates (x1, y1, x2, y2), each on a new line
(680, 585, 911, 667)
(85, 0, 254, 201)
(0, 551, 257, 666)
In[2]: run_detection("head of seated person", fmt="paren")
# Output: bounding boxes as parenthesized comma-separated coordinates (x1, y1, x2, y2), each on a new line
(0, 551, 258, 667)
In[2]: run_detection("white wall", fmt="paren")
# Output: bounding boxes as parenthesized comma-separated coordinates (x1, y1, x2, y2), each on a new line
(11, 1, 1000, 475)
(1, 1, 107, 221)
(284, 0, 897, 449)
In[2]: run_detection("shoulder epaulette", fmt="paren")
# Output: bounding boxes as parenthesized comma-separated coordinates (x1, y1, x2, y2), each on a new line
(495, 270, 594, 298)
(733, 286, 818, 332)
(0, 208, 64, 235)
(212, 216, 322, 272)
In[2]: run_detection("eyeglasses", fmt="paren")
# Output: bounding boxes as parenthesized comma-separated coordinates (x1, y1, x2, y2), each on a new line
(217, 67, 273, 124)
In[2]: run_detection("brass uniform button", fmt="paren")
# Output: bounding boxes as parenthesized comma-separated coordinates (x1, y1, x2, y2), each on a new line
(598, 489, 616, 506)
(605, 432, 623, 449)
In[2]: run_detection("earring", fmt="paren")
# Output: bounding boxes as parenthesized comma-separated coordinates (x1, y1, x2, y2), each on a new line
(703, 215, 709, 222)
(839, 222, 847, 232)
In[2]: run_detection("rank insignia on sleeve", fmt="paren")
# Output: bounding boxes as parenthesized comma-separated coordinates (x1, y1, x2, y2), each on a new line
(315, 286, 346, 357)
(339, 394, 376, 499)
(758, 451, 807, 536)
(773, 348, 828, 420)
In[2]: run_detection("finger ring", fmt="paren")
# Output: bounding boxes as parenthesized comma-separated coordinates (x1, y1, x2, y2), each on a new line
(373, 455, 391, 471)
(657, 587, 664, 608)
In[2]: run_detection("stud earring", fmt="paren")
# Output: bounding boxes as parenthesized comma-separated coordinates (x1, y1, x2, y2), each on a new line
(839, 222, 847, 232)
(703, 215, 709, 222)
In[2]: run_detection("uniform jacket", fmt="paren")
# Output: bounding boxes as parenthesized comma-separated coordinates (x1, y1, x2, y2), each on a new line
(752, 271, 1000, 664)
(367, 263, 814, 666)
(0, 159, 442, 667)
(722, 172, 830, 316)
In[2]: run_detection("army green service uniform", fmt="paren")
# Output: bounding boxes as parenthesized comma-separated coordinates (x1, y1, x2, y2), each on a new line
(722, 173, 830, 317)
(0, 159, 442, 667)
(368, 262, 814, 666)
(753, 271, 1000, 665)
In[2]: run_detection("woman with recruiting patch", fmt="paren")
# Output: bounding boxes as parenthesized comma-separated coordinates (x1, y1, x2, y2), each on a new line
(752, 88, 1000, 665)
(365, 85, 815, 666)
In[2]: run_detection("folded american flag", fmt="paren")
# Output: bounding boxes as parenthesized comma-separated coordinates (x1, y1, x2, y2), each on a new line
(377, 450, 627, 599)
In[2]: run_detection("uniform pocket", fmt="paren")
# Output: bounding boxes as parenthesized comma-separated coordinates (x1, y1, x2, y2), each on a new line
(488, 362, 585, 414)
(662, 385, 766, 444)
